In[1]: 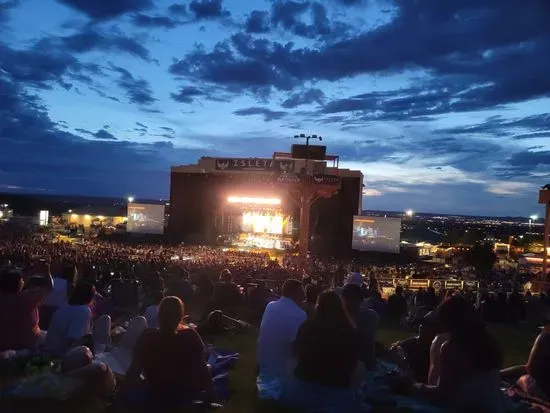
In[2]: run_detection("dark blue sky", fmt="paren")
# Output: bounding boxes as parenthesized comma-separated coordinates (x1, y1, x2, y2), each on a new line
(0, 0, 549, 216)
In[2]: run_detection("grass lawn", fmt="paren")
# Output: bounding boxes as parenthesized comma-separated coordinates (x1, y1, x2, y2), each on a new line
(1, 324, 540, 413)
(213, 323, 538, 413)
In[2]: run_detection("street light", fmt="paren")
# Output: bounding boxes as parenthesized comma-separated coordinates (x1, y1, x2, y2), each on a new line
(529, 214, 538, 230)
(406, 209, 414, 218)
(127, 196, 135, 203)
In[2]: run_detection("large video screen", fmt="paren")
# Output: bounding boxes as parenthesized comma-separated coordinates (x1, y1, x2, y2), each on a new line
(127, 203, 165, 235)
(352, 216, 401, 253)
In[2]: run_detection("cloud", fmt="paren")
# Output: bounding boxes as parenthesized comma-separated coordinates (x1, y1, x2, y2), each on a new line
(75, 128, 118, 140)
(282, 88, 325, 108)
(245, 10, 270, 33)
(168, 3, 187, 16)
(0, 69, 205, 197)
(233, 107, 287, 122)
(172, 0, 550, 112)
(171, 86, 204, 103)
(435, 114, 550, 138)
(132, 13, 178, 29)
(363, 188, 383, 197)
(486, 181, 535, 196)
(48, 27, 151, 61)
(0, 0, 18, 23)
(189, 0, 230, 20)
(93, 129, 117, 140)
(270, 1, 331, 38)
(111, 65, 156, 105)
(57, 0, 152, 20)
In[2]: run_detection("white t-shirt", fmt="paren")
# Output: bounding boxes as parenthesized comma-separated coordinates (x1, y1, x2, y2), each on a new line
(44, 278, 68, 307)
(44, 304, 92, 356)
(257, 297, 306, 381)
(144, 304, 158, 329)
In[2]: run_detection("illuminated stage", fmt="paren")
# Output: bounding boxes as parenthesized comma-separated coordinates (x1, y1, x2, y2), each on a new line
(216, 196, 293, 250)
(168, 148, 363, 257)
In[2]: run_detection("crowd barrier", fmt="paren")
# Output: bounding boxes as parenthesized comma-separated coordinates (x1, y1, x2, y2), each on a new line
(376, 278, 479, 293)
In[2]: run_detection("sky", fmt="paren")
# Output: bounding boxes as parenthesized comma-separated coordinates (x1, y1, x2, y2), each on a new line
(0, 0, 549, 217)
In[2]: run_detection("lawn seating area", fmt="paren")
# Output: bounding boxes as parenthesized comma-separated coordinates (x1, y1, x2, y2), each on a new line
(0, 323, 539, 413)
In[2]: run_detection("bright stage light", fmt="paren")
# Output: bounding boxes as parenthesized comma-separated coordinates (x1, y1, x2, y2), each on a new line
(227, 196, 281, 205)
(405, 209, 414, 217)
(242, 211, 284, 234)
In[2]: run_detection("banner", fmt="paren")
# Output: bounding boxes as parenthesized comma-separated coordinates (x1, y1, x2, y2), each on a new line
(445, 280, 463, 290)
(409, 279, 430, 289)
(463, 280, 480, 290)
(214, 158, 295, 173)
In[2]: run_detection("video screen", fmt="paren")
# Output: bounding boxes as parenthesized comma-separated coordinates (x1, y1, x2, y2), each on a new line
(127, 203, 165, 235)
(241, 211, 284, 235)
(352, 216, 401, 253)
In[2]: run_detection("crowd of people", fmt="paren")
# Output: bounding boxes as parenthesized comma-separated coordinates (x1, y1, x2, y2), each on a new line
(0, 222, 549, 412)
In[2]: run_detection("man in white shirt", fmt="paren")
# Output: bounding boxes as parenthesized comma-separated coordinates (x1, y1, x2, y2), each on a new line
(44, 281, 94, 356)
(258, 279, 305, 385)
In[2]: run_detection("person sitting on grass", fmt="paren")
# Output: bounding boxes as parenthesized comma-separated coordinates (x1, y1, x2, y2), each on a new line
(257, 279, 306, 388)
(121, 296, 215, 408)
(390, 311, 438, 383)
(501, 306, 550, 400)
(342, 283, 379, 370)
(0, 264, 53, 353)
(280, 290, 364, 413)
(44, 281, 95, 356)
(400, 295, 505, 413)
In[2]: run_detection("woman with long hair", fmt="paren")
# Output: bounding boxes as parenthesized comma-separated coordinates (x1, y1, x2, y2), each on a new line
(123, 296, 214, 408)
(280, 290, 364, 412)
(408, 295, 505, 412)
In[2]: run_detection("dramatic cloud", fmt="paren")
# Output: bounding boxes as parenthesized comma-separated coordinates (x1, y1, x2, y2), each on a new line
(189, 0, 230, 20)
(234, 107, 287, 122)
(42, 28, 151, 61)
(57, 0, 152, 20)
(282, 88, 325, 108)
(111, 66, 156, 105)
(245, 10, 270, 33)
(2, 0, 549, 215)
(132, 13, 178, 29)
(171, 86, 204, 103)
(0, 0, 19, 23)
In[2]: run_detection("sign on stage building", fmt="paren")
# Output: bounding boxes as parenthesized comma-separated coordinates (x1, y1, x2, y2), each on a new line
(215, 158, 295, 172)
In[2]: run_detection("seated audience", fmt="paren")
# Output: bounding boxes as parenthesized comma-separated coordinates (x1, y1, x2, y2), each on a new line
(407, 296, 505, 412)
(387, 286, 408, 325)
(60, 346, 116, 399)
(0, 264, 53, 352)
(143, 289, 164, 329)
(122, 296, 214, 408)
(342, 283, 379, 370)
(247, 280, 269, 321)
(281, 290, 363, 412)
(501, 308, 550, 399)
(213, 269, 242, 311)
(391, 311, 438, 383)
(302, 283, 319, 320)
(44, 281, 95, 356)
(258, 279, 306, 384)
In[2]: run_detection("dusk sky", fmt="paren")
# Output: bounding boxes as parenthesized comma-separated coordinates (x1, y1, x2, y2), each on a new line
(0, 0, 549, 217)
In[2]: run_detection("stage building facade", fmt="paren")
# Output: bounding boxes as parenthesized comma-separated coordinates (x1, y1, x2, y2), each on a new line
(168, 148, 363, 257)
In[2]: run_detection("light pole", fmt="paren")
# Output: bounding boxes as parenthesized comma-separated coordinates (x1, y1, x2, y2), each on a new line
(405, 209, 414, 219)
(128, 196, 135, 204)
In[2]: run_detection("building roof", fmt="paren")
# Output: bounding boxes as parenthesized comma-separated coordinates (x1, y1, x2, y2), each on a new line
(66, 205, 127, 217)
